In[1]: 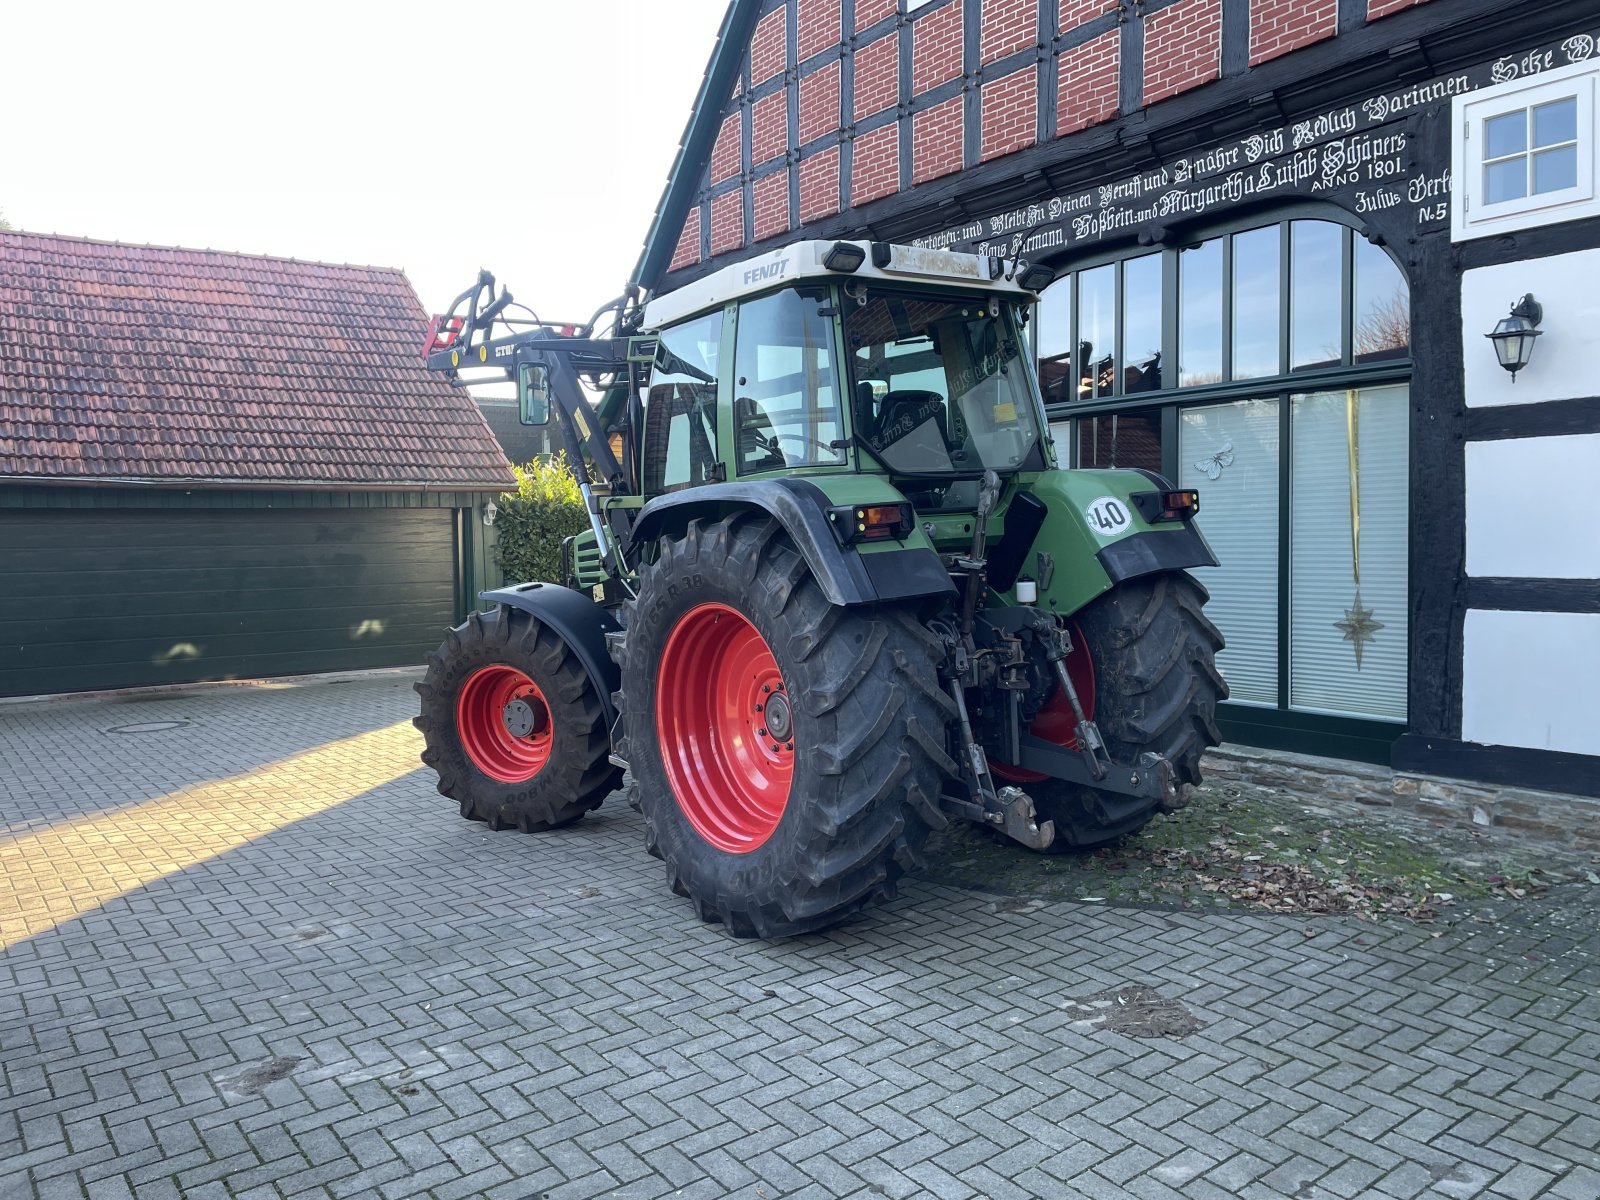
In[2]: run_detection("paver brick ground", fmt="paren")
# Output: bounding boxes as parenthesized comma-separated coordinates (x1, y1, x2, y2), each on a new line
(2, 674, 1599, 1199)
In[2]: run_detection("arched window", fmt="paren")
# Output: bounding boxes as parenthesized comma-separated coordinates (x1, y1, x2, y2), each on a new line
(1036, 210, 1412, 755)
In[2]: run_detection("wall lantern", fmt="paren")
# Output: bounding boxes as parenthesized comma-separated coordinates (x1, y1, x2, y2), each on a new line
(482, 499, 498, 527)
(1485, 293, 1543, 381)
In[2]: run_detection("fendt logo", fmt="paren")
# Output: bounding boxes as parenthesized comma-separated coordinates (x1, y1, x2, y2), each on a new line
(742, 260, 788, 286)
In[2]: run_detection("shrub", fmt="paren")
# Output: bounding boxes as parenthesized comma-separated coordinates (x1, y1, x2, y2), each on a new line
(493, 454, 589, 585)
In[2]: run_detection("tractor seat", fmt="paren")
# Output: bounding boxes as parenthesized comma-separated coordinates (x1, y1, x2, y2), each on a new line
(869, 389, 947, 452)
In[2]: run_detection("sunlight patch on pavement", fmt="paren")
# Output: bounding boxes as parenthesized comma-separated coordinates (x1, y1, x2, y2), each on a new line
(0, 720, 421, 952)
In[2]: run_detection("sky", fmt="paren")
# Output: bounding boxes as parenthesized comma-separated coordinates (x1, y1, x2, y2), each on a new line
(0, 0, 729, 324)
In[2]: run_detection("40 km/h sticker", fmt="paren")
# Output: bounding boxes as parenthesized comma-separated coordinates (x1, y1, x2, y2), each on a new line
(1084, 496, 1132, 537)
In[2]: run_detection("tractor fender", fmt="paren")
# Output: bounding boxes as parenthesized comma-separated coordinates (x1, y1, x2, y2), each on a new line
(478, 583, 621, 725)
(627, 478, 955, 608)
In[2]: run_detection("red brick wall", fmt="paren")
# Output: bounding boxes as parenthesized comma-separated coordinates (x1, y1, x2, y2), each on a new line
(913, 94, 965, 184)
(797, 0, 842, 60)
(1368, 0, 1427, 17)
(752, 90, 788, 165)
(854, 33, 900, 120)
(710, 190, 745, 256)
(851, 124, 900, 205)
(1058, 0, 1113, 30)
(1057, 29, 1119, 135)
(981, 67, 1036, 161)
(799, 147, 841, 223)
(709, 113, 741, 185)
(752, 171, 791, 242)
(855, 0, 896, 31)
(799, 60, 841, 145)
(750, 8, 788, 86)
(669, 207, 702, 271)
(981, 0, 1036, 65)
(1143, 0, 1221, 107)
(913, 2, 965, 94)
(1250, 0, 1336, 66)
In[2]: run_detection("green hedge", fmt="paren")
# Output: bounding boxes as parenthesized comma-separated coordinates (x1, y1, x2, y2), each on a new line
(493, 454, 589, 585)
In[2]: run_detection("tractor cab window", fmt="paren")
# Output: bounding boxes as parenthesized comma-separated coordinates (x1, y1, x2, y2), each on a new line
(845, 290, 1044, 478)
(733, 287, 847, 475)
(644, 311, 722, 494)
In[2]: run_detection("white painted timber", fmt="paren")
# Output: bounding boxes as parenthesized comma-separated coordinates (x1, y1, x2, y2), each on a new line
(1462, 609, 1600, 756)
(1465, 433, 1600, 579)
(1461, 247, 1600, 408)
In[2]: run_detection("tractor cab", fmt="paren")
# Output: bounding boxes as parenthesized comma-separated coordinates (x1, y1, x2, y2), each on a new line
(636, 240, 1053, 509)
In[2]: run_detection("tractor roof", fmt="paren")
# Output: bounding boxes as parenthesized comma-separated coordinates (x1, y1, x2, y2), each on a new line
(642, 240, 1030, 330)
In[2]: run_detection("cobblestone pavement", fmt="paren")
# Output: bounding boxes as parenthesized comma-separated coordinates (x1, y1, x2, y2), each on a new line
(2, 675, 1599, 1200)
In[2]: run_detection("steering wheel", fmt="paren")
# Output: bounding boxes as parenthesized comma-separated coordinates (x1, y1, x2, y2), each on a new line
(770, 431, 838, 455)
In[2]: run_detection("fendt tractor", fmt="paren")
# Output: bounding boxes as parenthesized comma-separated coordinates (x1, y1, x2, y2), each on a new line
(416, 239, 1227, 937)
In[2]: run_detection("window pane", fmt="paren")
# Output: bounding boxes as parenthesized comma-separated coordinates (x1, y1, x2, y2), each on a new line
(1038, 276, 1074, 406)
(1231, 226, 1280, 380)
(1484, 110, 1527, 159)
(1289, 385, 1409, 720)
(1077, 265, 1114, 400)
(1049, 419, 1073, 464)
(1179, 238, 1223, 387)
(1533, 97, 1577, 147)
(734, 288, 845, 475)
(645, 312, 722, 493)
(1353, 239, 1410, 365)
(1290, 221, 1342, 372)
(1076, 411, 1162, 473)
(1533, 145, 1578, 194)
(1038, 275, 1071, 359)
(1485, 156, 1527, 203)
(1179, 399, 1280, 705)
(1122, 253, 1164, 393)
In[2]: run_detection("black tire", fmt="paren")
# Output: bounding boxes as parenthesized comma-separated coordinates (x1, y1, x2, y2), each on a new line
(413, 606, 622, 832)
(618, 514, 957, 937)
(1025, 572, 1226, 850)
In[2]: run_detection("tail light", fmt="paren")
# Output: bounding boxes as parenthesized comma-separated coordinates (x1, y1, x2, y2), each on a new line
(829, 502, 915, 544)
(1130, 489, 1201, 523)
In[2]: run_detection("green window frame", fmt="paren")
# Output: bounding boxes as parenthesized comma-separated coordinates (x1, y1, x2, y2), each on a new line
(1037, 206, 1414, 762)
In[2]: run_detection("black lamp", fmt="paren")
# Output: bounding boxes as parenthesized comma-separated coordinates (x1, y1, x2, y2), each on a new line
(822, 241, 866, 272)
(1485, 293, 1543, 381)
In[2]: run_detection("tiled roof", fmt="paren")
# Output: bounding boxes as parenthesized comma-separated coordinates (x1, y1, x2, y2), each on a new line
(0, 231, 516, 490)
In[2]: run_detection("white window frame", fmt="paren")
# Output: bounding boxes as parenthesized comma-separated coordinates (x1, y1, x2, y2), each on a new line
(1452, 60, 1598, 242)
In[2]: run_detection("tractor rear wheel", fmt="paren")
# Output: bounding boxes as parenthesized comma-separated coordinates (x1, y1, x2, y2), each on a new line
(414, 607, 622, 832)
(618, 514, 956, 937)
(994, 572, 1226, 850)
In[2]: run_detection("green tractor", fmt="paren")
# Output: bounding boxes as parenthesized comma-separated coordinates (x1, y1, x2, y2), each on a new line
(416, 240, 1226, 936)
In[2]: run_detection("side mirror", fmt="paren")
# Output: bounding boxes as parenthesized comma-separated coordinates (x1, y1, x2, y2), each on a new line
(518, 363, 551, 425)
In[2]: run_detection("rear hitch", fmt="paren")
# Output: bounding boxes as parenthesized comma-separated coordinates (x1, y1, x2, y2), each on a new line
(941, 670, 1057, 850)
(1046, 625, 1110, 782)
(994, 786, 1055, 850)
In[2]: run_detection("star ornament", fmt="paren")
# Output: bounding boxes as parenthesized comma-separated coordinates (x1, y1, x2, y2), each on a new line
(1334, 593, 1385, 670)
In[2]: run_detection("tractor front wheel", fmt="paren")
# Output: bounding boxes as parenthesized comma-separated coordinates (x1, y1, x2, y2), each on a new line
(619, 515, 956, 937)
(414, 607, 622, 832)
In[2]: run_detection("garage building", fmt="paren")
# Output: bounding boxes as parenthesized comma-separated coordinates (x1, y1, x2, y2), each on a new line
(0, 231, 514, 697)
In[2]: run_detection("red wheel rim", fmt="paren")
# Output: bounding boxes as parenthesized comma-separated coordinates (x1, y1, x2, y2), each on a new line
(992, 621, 1096, 784)
(656, 602, 793, 854)
(456, 665, 554, 783)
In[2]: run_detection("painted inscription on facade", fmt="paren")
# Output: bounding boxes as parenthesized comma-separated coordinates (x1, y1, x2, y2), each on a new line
(913, 32, 1597, 259)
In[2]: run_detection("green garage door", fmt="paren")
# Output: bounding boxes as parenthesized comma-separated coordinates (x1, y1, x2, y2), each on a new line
(0, 507, 458, 697)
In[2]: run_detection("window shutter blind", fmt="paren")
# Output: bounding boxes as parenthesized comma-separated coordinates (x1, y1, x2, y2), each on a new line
(1179, 399, 1281, 706)
(1289, 385, 1409, 719)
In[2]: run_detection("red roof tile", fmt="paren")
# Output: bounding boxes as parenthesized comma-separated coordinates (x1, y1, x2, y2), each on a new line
(0, 231, 516, 491)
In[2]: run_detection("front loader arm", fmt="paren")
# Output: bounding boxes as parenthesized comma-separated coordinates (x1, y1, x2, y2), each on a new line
(421, 270, 644, 490)
(422, 272, 654, 580)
